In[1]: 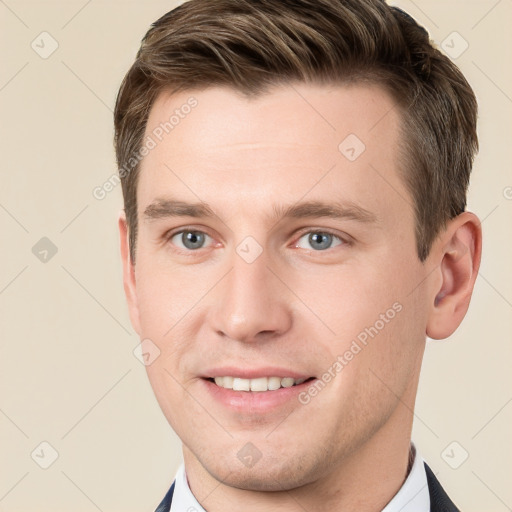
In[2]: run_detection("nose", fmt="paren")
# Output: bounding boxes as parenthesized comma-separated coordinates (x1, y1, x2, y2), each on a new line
(207, 247, 293, 344)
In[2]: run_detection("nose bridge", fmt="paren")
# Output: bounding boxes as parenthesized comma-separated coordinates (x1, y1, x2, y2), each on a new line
(209, 242, 292, 342)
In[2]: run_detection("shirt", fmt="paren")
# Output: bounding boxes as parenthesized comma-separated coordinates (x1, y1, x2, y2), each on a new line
(169, 442, 430, 512)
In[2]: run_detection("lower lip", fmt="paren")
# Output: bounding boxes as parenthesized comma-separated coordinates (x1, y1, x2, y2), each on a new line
(201, 378, 317, 413)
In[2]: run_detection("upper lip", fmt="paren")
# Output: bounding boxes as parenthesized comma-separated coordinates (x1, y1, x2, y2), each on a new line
(202, 366, 314, 380)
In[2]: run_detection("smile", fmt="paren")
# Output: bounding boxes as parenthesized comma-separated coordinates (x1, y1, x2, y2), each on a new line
(208, 376, 315, 392)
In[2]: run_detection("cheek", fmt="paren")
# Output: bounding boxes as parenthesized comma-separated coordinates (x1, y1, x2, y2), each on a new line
(134, 259, 200, 337)
(134, 266, 197, 395)
(311, 256, 423, 387)
(293, 260, 401, 337)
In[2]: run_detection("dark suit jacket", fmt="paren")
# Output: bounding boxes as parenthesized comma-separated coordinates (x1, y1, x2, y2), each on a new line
(155, 462, 460, 512)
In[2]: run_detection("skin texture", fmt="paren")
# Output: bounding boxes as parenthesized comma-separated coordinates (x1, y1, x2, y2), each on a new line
(118, 83, 482, 511)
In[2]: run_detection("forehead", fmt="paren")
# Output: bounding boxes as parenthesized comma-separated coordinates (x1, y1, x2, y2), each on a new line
(137, 83, 410, 226)
(146, 82, 399, 153)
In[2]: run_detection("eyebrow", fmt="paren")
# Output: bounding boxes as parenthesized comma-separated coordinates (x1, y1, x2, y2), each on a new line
(142, 198, 379, 225)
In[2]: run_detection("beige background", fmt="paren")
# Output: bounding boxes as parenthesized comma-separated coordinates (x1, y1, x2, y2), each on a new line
(1, 0, 511, 510)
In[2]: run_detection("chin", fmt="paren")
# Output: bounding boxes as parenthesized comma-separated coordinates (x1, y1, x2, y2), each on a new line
(199, 447, 326, 492)
(213, 466, 307, 492)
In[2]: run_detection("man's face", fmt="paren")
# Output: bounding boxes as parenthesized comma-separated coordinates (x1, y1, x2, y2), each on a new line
(122, 83, 433, 490)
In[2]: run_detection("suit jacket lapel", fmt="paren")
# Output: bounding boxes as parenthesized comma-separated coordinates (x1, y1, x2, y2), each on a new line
(155, 480, 175, 512)
(424, 462, 460, 512)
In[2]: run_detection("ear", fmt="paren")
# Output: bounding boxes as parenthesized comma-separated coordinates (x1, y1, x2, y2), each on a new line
(118, 210, 141, 335)
(426, 211, 482, 340)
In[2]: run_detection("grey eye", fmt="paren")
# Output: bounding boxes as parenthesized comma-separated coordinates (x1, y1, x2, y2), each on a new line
(171, 230, 211, 250)
(296, 232, 343, 251)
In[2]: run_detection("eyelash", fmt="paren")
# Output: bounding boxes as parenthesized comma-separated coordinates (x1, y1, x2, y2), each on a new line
(164, 227, 351, 255)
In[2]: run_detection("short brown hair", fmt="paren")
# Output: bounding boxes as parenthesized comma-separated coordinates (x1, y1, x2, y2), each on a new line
(114, 0, 478, 264)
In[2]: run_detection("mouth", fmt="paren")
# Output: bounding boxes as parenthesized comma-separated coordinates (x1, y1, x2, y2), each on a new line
(201, 374, 320, 413)
(203, 376, 316, 392)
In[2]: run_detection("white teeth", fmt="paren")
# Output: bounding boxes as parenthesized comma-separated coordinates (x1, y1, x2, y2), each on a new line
(232, 377, 250, 391)
(211, 376, 310, 392)
(281, 377, 295, 388)
(268, 376, 282, 390)
(250, 377, 268, 392)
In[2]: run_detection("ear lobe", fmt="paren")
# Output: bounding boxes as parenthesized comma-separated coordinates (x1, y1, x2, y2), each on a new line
(118, 210, 141, 335)
(426, 212, 482, 340)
